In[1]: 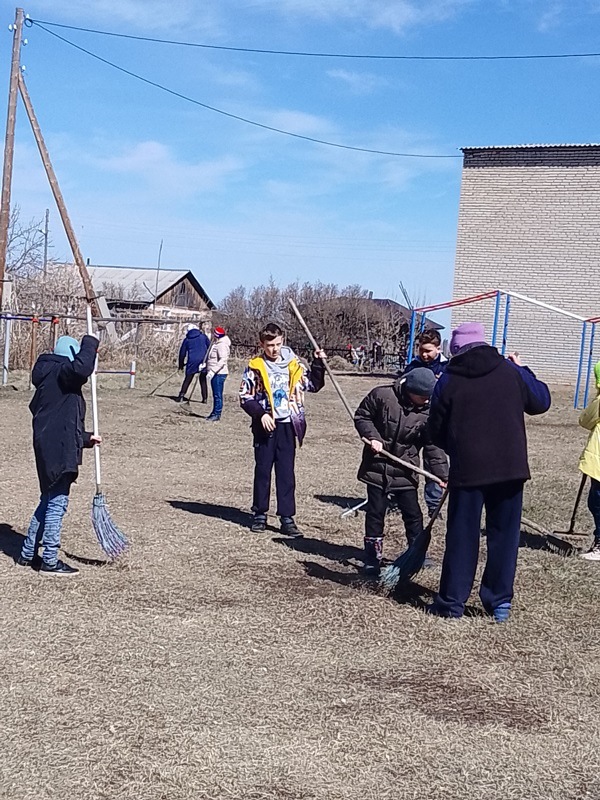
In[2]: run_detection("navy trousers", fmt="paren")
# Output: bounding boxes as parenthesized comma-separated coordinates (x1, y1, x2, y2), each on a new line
(252, 421, 296, 518)
(434, 480, 524, 618)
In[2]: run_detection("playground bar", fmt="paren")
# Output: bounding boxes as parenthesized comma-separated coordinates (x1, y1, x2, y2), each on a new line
(407, 309, 417, 364)
(584, 323, 597, 408)
(499, 290, 587, 323)
(575, 322, 587, 409)
(491, 290, 502, 348)
(501, 293, 511, 356)
(413, 290, 498, 314)
(96, 360, 137, 389)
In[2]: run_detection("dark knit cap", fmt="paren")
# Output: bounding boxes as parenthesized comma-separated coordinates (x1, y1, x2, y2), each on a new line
(404, 367, 437, 397)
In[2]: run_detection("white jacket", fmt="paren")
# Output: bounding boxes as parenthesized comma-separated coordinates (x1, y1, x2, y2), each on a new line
(206, 335, 231, 376)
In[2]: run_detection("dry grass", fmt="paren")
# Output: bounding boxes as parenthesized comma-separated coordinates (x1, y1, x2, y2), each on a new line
(1, 370, 599, 800)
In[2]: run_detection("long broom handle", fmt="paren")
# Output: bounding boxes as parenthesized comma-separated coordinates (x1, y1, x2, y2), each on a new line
(288, 298, 355, 419)
(288, 297, 445, 487)
(568, 474, 588, 533)
(86, 304, 102, 493)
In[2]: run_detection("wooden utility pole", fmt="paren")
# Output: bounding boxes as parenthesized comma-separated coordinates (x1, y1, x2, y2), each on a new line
(0, 7, 24, 312)
(42, 207, 49, 275)
(17, 71, 98, 310)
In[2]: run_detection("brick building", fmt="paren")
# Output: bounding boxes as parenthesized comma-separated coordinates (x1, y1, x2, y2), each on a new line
(452, 144, 600, 384)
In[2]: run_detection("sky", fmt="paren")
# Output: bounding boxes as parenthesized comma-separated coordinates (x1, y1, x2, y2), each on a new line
(3, 0, 600, 321)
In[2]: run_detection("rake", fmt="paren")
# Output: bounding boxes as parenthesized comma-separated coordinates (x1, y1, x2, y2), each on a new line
(87, 305, 129, 559)
(379, 488, 449, 593)
(147, 369, 179, 397)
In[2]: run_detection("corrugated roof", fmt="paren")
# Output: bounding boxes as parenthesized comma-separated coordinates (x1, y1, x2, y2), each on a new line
(462, 143, 600, 151)
(88, 265, 189, 303)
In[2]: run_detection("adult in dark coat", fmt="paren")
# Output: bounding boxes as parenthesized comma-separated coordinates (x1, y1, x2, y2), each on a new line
(177, 325, 211, 403)
(428, 322, 551, 621)
(354, 368, 448, 574)
(19, 334, 99, 576)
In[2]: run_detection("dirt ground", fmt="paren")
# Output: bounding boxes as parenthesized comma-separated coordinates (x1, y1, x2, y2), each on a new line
(1, 368, 599, 800)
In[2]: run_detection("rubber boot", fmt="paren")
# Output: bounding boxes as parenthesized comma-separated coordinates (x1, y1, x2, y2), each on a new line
(362, 536, 383, 578)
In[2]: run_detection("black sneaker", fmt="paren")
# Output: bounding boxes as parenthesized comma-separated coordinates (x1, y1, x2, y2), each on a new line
(280, 518, 303, 538)
(251, 515, 267, 533)
(39, 559, 79, 577)
(175, 395, 185, 403)
(16, 556, 32, 567)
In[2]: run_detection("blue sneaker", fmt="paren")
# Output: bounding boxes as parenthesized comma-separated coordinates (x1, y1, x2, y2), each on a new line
(493, 602, 511, 623)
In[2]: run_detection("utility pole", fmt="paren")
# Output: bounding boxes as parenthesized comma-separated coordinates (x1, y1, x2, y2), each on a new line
(0, 8, 24, 312)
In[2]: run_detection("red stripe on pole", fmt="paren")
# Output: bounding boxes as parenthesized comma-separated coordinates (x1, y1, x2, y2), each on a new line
(414, 290, 498, 313)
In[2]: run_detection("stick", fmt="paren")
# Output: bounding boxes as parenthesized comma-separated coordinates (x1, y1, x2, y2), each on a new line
(147, 369, 179, 397)
(86, 305, 102, 494)
(288, 297, 444, 486)
(360, 437, 444, 485)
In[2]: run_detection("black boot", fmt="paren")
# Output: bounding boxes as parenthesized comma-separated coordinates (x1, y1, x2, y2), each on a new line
(362, 536, 383, 577)
(280, 517, 303, 538)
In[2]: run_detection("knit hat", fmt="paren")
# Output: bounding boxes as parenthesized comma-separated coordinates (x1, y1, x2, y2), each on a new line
(450, 322, 486, 356)
(54, 335, 81, 362)
(595, 360, 600, 389)
(214, 326, 226, 338)
(403, 367, 437, 398)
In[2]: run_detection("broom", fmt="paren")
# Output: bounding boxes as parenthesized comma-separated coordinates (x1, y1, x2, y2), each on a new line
(288, 298, 447, 580)
(379, 488, 449, 593)
(86, 305, 129, 559)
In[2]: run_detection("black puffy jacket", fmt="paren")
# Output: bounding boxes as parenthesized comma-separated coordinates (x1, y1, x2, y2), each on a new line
(29, 335, 98, 493)
(354, 380, 448, 491)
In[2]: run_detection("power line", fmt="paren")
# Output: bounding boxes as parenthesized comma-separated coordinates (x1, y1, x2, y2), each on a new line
(31, 23, 461, 159)
(28, 18, 600, 62)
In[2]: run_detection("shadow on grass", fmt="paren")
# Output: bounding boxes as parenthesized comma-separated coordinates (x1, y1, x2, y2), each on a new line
(273, 535, 364, 564)
(168, 500, 252, 527)
(301, 559, 486, 616)
(63, 551, 110, 567)
(519, 529, 555, 552)
(0, 523, 25, 562)
(314, 494, 365, 509)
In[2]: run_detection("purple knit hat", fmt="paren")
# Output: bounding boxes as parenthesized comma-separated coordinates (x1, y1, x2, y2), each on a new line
(450, 322, 486, 356)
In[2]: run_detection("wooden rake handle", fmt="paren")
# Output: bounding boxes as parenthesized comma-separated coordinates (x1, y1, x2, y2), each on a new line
(287, 297, 445, 487)
(86, 304, 102, 493)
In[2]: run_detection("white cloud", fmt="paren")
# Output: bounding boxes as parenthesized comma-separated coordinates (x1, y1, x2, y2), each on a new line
(94, 141, 244, 198)
(326, 69, 388, 94)
(247, 0, 475, 33)
(537, 1, 564, 31)
(262, 109, 335, 136)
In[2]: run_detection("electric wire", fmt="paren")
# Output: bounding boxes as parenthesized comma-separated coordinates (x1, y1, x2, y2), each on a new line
(28, 17, 600, 62)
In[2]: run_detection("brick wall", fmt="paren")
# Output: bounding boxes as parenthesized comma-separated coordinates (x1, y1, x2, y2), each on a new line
(452, 146, 600, 387)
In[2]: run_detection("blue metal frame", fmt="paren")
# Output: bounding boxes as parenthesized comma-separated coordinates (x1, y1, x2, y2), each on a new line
(491, 291, 501, 349)
(574, 322, 587, 409)
(584, 322, 597, 408)
(501, 294, 511, 356)
(407, 309, 417, 364)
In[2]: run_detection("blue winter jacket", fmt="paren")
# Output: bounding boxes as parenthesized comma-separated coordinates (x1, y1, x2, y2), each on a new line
(178, 329, 210, 375)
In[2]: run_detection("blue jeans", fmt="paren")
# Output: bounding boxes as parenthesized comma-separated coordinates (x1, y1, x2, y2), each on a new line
(210, 374, 226, 417)
(22, 475, 73, 566)
(424, 479, 443, 515)
(589, 478, 600, 540)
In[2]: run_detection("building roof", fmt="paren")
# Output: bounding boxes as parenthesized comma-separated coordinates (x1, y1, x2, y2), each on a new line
(462, 143, 600, 151)
(371, 298, 444, 330)
(88, 265, 215, 308)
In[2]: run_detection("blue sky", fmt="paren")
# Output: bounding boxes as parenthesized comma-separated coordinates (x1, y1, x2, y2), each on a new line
(4, 0, 600, 316)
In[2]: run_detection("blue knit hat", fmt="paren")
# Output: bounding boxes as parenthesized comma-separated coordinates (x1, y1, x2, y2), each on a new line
(54, 336, 80, 362)
(404, 367, 437, 397)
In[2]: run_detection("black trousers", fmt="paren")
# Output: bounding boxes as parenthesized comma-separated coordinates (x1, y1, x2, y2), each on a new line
(365, 484, 423, 545)
(179, 371, 207, 401)
(434, 480, 524, 618)
(252, 421, 296, 518)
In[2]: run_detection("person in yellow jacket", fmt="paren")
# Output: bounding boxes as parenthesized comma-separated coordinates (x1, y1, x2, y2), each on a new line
(239, 322, 326, 536)
(579, 360, 600, 561)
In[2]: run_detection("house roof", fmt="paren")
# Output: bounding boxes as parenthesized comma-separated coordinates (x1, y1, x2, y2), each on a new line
(87, 265, 215, 309)
(371, 298, 444, 330)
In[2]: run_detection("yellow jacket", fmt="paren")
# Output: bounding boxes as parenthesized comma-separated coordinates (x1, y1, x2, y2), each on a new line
(579, 395, 600, 482)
